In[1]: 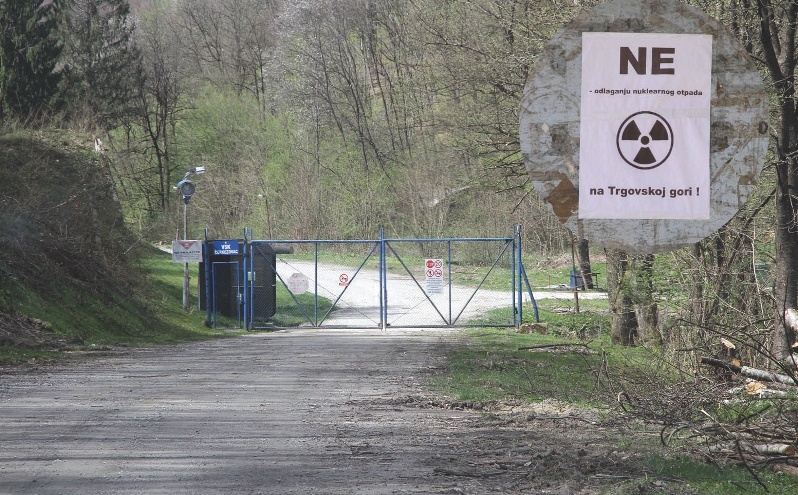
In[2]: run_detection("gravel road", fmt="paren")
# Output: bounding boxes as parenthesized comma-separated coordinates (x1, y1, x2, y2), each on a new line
(0, 328, 647, 495)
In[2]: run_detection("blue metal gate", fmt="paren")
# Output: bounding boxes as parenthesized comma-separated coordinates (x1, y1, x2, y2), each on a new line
(204, 227, 538, 330)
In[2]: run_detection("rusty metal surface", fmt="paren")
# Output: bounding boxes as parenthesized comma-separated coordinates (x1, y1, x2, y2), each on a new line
(519, 0, 769, 254)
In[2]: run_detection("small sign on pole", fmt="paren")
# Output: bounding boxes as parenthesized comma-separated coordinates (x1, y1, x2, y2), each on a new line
(172, 240, 203, 263)
(425, 259, 444, 294)
(287, 272, 309, 295)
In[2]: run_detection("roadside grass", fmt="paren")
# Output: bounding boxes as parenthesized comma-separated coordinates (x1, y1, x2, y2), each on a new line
(0, 344, 63, 364)
(0, 247, 337, 363)
(636, 455, 797, 495)
(3, 251, 226, 349)
(436, 302, 798, 494)
(433, 304, 617, 406)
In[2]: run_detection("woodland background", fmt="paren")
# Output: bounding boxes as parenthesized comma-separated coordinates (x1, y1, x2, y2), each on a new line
(3, 0, 798, 475)
(0, 0, 795, 359)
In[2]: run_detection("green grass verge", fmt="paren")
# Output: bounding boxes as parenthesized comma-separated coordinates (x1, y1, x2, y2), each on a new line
(638, 455, 797, 495)
(432, 305, 615, 406)
(435, 304, 798, 494)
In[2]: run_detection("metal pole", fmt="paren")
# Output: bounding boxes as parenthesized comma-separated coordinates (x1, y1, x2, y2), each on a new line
(204, 228, 211, 327)
(513, 223, 532, 328)
(447, 240, 452, 325)
(314, 242, 319, 326)
(380, 227, 387, 331)
(183, 201, 190, 311)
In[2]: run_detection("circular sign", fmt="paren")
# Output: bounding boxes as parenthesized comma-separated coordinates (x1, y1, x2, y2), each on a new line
(519, 0, 769, 254)
(287, 272, 309, 295)
(616, 111, 673, 170)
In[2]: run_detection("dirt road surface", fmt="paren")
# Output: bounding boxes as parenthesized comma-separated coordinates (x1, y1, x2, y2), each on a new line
(0, 329, 657, 495)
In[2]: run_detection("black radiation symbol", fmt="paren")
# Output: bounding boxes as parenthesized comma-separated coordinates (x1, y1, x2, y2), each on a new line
(616, 111, 674, 170)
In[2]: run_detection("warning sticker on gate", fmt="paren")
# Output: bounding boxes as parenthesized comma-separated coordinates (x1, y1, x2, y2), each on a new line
(425, 259, 444, 294)
(578, 32, 712, 220)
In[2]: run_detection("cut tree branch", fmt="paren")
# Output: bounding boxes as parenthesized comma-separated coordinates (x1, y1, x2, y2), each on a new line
(699, 357, 798, 386)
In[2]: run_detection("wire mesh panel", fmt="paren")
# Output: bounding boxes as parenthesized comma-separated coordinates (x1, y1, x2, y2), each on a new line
(248, 243, 277, 328)
(240, 232, 519, 330)
(383, 238, 516, 328)
(250, 240, 383, 329)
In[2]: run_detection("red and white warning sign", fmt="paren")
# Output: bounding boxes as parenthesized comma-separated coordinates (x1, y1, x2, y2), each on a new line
(424, 259, 444, 294)
(171, 240, 203, 263)
(338, 273, 349, 287)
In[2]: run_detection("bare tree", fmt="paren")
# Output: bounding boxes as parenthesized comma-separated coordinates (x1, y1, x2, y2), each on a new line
(176, 0, 279, 117)
(113, 0, 188, 216)
(704, 0, 798, 362)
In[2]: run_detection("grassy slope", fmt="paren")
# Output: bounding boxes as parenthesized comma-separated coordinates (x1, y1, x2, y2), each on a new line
(0, 130, 232, 362)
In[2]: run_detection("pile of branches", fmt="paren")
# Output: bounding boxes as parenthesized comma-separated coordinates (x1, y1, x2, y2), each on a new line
(614, 340, 798, 485)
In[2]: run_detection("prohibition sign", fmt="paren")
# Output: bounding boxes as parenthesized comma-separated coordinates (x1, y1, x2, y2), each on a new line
(616, 111, 674, 170)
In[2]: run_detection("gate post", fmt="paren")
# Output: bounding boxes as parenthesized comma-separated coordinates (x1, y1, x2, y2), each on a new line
(380, 227, 387, 331)
(204, 228, 212, 328)
(243, 228, 249, 331)
(513, 223, 524, 330)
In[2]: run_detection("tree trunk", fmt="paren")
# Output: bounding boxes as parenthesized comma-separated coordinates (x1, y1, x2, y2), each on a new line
(577, 238, 594, 289)
(690, 242, 705, 325)
(632, 254, 660, 346)
(606, 248, 638, 346)
(749, 1, 798, 362)
(773, 177, 798, 360)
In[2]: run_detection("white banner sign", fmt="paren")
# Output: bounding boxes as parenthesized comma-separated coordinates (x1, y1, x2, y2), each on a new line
(424, 259, 444, 294)
(172, 240, 203, 263)
(579, 32, 712, 219)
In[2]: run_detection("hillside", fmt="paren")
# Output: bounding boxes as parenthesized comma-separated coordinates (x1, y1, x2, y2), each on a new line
(0, 130, 184, 354)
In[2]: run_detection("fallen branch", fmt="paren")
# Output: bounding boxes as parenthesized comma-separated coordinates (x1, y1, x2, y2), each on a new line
(698, 357, 798, 386)
(709, 443, 796, 456)
(518, 343, 592, 351)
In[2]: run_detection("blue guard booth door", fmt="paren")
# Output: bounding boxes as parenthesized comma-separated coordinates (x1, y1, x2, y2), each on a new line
(199, 240, 244, 327)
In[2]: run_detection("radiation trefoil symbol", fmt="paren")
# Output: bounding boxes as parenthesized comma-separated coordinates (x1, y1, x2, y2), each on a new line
(616, 111, 674, 170)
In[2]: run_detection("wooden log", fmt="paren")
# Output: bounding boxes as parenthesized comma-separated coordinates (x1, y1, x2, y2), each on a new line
(698, 357, 798, 386)
(707, 443, 795, 456)
(518, 343, 591, 351)
(754, 444, 796, 456)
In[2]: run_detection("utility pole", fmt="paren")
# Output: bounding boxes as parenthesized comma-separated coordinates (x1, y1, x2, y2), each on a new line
(175, 167, 205, 311)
